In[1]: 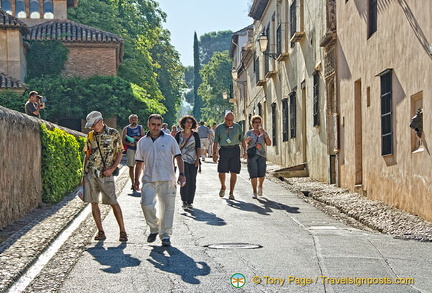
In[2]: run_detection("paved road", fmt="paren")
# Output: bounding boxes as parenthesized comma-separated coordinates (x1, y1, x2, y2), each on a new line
(45, 160, 431, 292)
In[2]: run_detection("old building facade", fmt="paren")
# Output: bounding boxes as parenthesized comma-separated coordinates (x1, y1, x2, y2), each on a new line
(236, 0, 432, 221)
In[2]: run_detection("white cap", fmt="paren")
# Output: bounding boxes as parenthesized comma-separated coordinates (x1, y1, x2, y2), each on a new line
(85, 111, 103, 128)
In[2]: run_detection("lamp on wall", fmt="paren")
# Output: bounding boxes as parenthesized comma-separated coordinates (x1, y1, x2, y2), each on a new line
(258, 32, 278, 60)
(222, 91, 228, 100)
(231, 67, 247, 85)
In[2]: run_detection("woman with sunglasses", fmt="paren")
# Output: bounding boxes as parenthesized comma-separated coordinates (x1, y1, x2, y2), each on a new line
(244, 115, 271, 199)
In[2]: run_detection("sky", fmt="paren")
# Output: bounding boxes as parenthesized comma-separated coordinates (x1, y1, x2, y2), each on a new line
(156, 0, 253, 67)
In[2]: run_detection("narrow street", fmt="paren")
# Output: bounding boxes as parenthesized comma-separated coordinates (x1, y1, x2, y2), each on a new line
(8, 160, 432, 293)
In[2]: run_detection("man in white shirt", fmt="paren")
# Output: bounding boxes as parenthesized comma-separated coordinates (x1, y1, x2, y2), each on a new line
(134, 114, 186, 246)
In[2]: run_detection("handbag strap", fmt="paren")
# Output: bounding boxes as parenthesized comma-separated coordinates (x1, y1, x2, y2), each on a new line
(180, 132, 193, 150)
(95, 136, 107, 170)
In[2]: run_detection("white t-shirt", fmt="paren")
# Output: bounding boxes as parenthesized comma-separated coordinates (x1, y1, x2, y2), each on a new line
(135, 132, 181, 182)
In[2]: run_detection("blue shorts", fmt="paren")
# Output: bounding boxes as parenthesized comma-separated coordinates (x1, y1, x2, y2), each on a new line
(218, 145, 241, 174)
(247, 155, 266, 178)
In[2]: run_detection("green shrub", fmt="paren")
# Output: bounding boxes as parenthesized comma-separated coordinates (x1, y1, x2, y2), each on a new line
(0, 90, 27, 112)
(40, 123, 85, 203)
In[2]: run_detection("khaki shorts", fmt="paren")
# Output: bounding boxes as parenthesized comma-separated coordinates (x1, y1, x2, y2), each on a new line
(126, 148, 136, 167)
(83, 173, 118, 205)
(200, 138, 209, 149)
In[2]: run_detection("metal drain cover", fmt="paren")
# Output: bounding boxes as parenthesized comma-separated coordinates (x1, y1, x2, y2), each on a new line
(204, 243, 263, 249)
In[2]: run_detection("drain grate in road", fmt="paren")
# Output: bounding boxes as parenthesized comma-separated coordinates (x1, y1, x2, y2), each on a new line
(204, 243, 263, 249)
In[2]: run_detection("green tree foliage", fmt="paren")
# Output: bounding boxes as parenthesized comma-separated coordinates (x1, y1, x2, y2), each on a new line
(40, 123, 85, 203)
(25, 76, 166, 126)
(68, 0, 184, 126)
(0, 90, 27, 112)
(26, 40, 69, 79)
(192, 32, 203, 120)
(151, 29, 185, 126)
(198, 51, 232, 124)
(199, 31, 233, 65)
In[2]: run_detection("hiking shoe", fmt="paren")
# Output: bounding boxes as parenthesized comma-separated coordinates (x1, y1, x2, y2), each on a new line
(219, 189, 226, 197)
(229, 194, 235, 200)
(94, 231, 106, 241)
(258, 187, 263, 196)
(161, 237, 171, 247)
(147, 233, 158, 243)
(252, 193, 258, 199)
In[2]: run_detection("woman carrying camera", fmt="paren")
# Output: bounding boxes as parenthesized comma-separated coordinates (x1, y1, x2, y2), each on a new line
(244, 115, 271, 199)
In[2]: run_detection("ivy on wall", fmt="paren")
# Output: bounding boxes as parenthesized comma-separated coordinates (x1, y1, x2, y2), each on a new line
(40, 123, 85, 203)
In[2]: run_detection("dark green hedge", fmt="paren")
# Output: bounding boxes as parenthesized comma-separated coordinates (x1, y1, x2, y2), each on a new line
(40, 123, 85, 203)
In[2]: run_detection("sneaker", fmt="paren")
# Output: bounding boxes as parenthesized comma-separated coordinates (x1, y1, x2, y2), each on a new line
(161, 237, 171, 247)
(219, 189, 226, 197)
(229, 194, 235, 200)
(147, 233, 158, 243)
(94, 231, 106, 241)
(187, 203, 193, 209)
(252, 193, 258, 199)
(258, 187, 263, 196)
(182, 201, 188, 208)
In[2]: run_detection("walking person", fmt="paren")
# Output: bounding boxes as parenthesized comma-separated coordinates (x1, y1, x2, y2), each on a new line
(122, 114, 144, 190)
(244, 115, 271, 199)
(212, 112, 246, 200)
(82, 111, 128, 242)
(175, 115, 201, 209)
(197, 121, 210, 161)
(134, 114, 186, 247)
(208, 123, 216, 157)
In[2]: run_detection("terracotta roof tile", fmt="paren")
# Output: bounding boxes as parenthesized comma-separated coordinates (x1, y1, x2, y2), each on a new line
(0, 9, 30, 35)
(0, 73, 27, 89)
(25, 19, 124, 43)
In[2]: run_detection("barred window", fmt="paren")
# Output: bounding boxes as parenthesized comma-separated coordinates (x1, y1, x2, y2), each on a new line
(313, 71, 320, 126)
(282, 99, 288, 141)
(368, 0, 377, 38)
(272, 103, 277, 146)
(290, 91, 297, 138)
(381, 70, 393, 155)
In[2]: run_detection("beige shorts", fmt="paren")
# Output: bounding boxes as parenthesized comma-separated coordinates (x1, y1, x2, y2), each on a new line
(83, 174, 118, 205)
(200, 138, 209, 149)
(126, 148, 136, 167)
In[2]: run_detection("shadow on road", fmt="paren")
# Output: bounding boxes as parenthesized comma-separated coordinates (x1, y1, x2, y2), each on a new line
(257, 197, 300, 214)
(86, 242, 141, 273)
(180, 208, 226, 226)
(147, 246, 210, 284)
(225, 197, 300, 215)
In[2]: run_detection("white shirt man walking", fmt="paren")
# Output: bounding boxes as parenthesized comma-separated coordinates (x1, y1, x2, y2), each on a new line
(134, 114, 186, 246)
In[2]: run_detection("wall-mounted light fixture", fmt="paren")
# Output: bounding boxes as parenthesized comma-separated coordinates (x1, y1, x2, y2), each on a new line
(258, 32, 278, 60)
(222, 91, 228, 100)
(231, 67, 247, 85)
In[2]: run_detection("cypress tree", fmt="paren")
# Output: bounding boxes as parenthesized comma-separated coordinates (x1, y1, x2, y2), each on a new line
(192, 31, 203, 120)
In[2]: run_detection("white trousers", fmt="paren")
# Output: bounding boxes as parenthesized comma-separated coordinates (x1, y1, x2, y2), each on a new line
(140, 181, 176, 239)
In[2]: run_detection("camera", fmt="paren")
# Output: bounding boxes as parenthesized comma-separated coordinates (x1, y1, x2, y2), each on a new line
(37, 95, 47, 103)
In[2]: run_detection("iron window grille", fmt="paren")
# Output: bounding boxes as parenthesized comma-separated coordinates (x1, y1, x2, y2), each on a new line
(290, 91, 297, 138)
(282, 99, 288, 141)
(380, 70, 393, 155)
(313, 71, 320, 126)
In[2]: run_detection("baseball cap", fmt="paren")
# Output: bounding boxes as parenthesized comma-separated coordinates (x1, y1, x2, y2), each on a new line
(85, 111, 103, 128)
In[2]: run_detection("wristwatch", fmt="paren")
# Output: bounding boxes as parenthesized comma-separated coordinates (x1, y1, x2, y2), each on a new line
(179, 173, 185, 176)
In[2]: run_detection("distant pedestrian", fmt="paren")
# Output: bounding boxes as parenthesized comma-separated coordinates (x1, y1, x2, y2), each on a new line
(162, 123, 171, 134)
(208, 122, 217, 157)
(82, 111, 128, 242)
(171, 125, 178, 137)
(122, 114, 144, 190)
(25, 91, 45, 118)
(175, 115, 201, 209)
(134, 114, 186, 247)
(197, 121, 210, 161)
(212, 112, 246, 200)
(244, 115, 271, 199)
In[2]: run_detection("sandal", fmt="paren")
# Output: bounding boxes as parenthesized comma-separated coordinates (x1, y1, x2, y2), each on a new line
(94, 231, 106, 241)
(119, 231, 128, 242)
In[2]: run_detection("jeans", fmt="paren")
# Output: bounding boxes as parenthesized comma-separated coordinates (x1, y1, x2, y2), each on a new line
(180, 162, 198, 204)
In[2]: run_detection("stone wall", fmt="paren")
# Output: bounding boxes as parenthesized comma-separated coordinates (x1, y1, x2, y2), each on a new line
(0, 106, 84, 229)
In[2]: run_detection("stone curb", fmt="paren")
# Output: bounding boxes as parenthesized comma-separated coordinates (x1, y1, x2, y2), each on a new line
(0, 167, 129, 292)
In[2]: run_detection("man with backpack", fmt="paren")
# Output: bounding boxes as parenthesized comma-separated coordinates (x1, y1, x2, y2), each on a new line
(122, 114, 144, 190)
